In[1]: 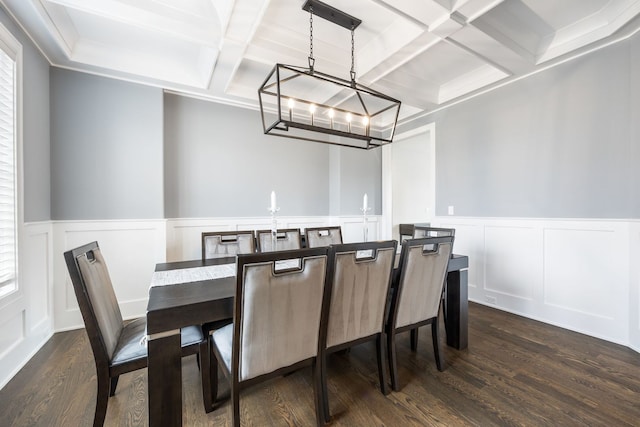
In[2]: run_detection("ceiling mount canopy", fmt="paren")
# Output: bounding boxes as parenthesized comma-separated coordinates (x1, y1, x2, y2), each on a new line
(258, 0, 401, 150)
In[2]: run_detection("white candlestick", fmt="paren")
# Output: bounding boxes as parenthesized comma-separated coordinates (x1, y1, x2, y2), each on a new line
(270, 191, 277, 211)
(363, 193, 368, 210)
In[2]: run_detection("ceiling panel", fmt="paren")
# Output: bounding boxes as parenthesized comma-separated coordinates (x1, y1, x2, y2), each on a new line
(1, 0, 639, 122)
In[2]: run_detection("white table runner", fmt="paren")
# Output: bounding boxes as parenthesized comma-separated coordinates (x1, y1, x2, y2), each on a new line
(150, 259, 303, 288)
(151, 263, 236, 287)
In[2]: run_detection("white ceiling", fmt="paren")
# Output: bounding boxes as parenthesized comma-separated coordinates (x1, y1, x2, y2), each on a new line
(3, 0, 640, 124)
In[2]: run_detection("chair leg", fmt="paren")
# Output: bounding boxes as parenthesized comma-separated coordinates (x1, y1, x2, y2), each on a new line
(109, 376, 119, 397)
(94, 372, 110, 427)
(431, 318, 444, 372)
(441, 291, 447, 325)
(313, 357, 326, 427)
(376, 333, 390, 396)
(387, 330, 400, 391)
(410, 328, 419, 352)
(209, 344, 219, 406)
(321, 352, 330, 423)
(199, 340, 214, 413)
(231, 384, 240, 427)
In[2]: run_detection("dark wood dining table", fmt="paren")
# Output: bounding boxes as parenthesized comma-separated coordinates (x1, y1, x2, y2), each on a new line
(146, 253, 469, 426)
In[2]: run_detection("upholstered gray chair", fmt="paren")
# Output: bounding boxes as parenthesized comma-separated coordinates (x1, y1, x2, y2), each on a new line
(386, 236, 453, 391)
(321, 240, 397, 422)
(209, 247, 330, 427)
(255, 228, 302, 252)
(305, 226, 343, 248)
(64, 241, 212, 427)
(412, 226, 455, 322)
(202, 230, 255, 259)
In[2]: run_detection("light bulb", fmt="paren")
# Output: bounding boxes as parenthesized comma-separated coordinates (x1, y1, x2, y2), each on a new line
(346, 113, 352, 122)
(328, 109, 335, 118)
(288, 98, 295, 109)
(362, 116, 369, 125)
(309, 104, 316, 114)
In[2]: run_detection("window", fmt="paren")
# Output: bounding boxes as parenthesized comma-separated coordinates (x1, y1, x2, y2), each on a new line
(0, 36, 17, 298)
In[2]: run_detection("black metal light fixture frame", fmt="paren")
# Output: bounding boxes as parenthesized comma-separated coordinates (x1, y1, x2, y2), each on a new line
(258, 0, 401, 150)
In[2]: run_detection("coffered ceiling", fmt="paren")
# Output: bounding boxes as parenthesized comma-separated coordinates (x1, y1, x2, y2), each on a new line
(3, 0, 640, 124)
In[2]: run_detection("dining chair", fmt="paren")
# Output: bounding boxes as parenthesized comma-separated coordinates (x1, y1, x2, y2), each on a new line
(386, 236, 453, 391)
(411, 226, 455, 323)
(63, 241, 213, 426)
(305, 226, 343, 248)
(255, 228, 302, 252)
(209, 247, 330, 427)
(320, 240, 397, 422)
(202, 230, 255, 259)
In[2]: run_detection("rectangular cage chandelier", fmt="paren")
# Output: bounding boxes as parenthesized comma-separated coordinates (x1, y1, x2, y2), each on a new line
(258, 0, 401, 150)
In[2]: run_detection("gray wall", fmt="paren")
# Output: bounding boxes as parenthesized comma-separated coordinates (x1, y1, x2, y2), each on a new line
(48, 75, 381, 220)
(400, 31, 638, 219)
(0, 7, 50, 222)
(50, 68, 164, 220)
(164, 93, 381, 218)
(631, 32, 640, 215)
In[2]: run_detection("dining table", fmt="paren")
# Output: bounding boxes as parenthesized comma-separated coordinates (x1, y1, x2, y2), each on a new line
(146, 253, 469, 426)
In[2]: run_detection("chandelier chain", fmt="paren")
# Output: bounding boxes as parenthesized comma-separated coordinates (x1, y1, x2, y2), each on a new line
(308, 5, 315, 71)
(350, 26, 356, 82)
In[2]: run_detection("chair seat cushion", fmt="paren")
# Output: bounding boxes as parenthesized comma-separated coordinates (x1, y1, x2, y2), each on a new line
(112, 318, 148, 365)
(111, 318, 204, 366)
(211, 323, 233, 371)
(181, 325, 205, 347)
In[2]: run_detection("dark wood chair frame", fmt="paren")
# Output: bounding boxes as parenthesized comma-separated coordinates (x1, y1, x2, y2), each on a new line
(386, 236, 454, 391)
(255, 228, 302, 252)
(209, 247, 331, 427)
(321, 240, 397, 422)
(64, 241, 212, 426)
(304, 226, 343, 248)
(201, 230, 256, 260)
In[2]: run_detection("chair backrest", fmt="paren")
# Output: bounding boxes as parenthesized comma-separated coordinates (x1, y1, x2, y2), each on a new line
(305, 226, 343, 248)
(202, 231, 255, 259)
(390, 236, 453, 329)
(63, 241, 123, 364)
(255, 228, 302, 252)
(233, 248, 330, 382)
(325, 240, 397, 349)
(412, 226, 455, 239)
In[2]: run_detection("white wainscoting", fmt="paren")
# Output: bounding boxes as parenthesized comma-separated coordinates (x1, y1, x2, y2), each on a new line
(53, 216, 381, 331)
(0, 222, 53, 389)
(4, 215, 638, 390)
(629, 221, 640, 352)
(434, 217, 637, 348)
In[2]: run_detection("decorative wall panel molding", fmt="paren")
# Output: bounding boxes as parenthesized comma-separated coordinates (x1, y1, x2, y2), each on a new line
(436, 217, 634, 348)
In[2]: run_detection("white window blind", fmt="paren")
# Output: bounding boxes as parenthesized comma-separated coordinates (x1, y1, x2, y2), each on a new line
(0, 46, 16, 298)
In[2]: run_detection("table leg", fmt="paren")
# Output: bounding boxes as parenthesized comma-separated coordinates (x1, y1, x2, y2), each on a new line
(148, 331, 182, 426)
(445, 269, 468, 350)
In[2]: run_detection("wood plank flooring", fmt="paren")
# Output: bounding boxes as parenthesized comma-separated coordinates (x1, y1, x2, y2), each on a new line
(1, 303, 638, 426)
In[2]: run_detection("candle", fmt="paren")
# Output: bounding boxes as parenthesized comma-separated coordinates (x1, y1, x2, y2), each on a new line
(328, 109, 335, 129)
(270, 191, 277, 211)
(362, 116, 369, 136)
(309, 104, 316, 126)
(287, 98, 294, 121)
(346, 113, 352, 132)
(363, 193, 368, 210)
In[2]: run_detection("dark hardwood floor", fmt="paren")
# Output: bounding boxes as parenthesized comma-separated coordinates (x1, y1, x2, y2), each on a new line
(1, 303, 638, 426)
